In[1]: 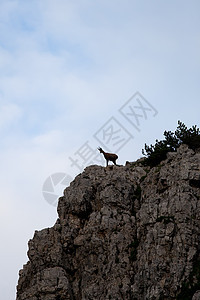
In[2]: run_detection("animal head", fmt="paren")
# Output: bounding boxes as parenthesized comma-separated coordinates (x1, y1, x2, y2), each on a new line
(98, 147, 103, 153)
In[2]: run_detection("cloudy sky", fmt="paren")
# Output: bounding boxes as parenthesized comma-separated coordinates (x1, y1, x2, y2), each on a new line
(0, 1, 200, 299)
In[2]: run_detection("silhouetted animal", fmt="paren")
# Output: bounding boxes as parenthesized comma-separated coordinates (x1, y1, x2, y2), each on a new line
(98, 147, 118, 166)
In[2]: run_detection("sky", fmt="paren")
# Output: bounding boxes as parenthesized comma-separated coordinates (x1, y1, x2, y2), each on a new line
(0, 1, 200, 299)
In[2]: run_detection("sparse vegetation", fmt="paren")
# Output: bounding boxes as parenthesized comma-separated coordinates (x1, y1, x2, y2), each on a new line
(142, 121, 200, 167)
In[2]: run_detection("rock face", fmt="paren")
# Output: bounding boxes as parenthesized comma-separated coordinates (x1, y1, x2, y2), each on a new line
(16, 145, 200, 299)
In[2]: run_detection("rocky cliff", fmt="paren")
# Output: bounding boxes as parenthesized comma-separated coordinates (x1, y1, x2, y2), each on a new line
(16, 144, 200, 300)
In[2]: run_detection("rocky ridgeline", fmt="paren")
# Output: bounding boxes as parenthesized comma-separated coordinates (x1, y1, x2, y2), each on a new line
(16, 144, 200, 300)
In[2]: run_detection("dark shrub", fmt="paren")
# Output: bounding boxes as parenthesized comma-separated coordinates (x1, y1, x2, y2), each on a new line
(142, 121, 200, 167)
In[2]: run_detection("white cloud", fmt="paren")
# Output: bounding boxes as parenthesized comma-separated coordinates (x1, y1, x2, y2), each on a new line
(0, 103, 22, 130)
(0, 1, 200, 299)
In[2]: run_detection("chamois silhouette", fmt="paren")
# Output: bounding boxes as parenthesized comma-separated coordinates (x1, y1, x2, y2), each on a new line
(98, 147, 118, 167)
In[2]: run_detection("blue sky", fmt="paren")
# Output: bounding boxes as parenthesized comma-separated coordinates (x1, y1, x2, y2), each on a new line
(0, 1, 200, 299)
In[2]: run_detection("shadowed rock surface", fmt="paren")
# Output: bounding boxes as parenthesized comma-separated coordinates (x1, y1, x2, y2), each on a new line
(16, 145, 200, 299)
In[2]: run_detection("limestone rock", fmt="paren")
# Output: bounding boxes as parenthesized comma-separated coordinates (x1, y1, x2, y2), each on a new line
(16, 145, 200, 299)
